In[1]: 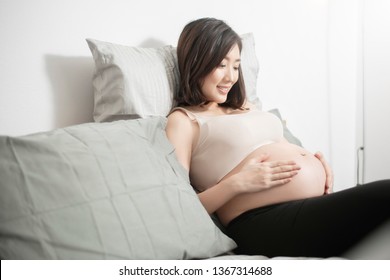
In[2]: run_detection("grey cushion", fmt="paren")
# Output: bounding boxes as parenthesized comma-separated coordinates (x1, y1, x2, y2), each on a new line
(268, 108, 303, 146)
(0, 117, 236, 259)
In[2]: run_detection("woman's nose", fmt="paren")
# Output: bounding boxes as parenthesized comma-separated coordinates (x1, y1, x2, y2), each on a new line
(224, 67, 235, 82)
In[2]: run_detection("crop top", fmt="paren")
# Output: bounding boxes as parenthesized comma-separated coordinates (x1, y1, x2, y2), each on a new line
(171, 107, 284, 191)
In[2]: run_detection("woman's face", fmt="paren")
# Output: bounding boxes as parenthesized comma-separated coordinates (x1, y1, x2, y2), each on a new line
(200, 44, 241, 104)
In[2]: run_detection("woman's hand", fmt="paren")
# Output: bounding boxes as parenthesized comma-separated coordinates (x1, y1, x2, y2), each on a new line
(232, 153, 301, 194)
(314, 151, 333, 194)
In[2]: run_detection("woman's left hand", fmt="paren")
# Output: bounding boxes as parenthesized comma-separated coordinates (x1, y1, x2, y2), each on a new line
(314, 151, 333, 194)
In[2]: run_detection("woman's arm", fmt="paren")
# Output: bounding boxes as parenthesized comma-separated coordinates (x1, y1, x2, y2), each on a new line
(166, 111, 241, 213)
(165, 110, 194, 170)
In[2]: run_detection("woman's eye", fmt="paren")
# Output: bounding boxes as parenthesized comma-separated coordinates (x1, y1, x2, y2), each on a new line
(218, 64, 239, 70)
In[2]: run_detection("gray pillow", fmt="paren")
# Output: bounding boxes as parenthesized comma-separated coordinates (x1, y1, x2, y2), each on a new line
(268, 108, 303, 146)
(0, 117, 236, 259)
(86, 39, 179, 122)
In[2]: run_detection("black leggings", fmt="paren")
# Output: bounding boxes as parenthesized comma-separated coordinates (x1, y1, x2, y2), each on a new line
(226, 180, 390, 258)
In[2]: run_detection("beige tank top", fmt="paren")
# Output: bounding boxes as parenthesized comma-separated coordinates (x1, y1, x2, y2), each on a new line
(171, 107, 284, 191)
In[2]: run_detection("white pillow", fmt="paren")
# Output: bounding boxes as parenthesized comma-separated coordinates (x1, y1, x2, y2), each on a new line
(86, 33, 260, 122)
(240, 33, 261, 109)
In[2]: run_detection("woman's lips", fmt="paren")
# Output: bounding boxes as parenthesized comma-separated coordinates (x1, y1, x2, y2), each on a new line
(217, 86, 231, 94)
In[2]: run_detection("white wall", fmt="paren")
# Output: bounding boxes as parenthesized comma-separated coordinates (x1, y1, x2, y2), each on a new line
(0, 0, 363, 190)
(327, 0, 362, 190)
(362, 0, 390, 183)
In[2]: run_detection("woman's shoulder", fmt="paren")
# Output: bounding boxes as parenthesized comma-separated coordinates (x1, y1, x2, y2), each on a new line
(167, 107, 199, 131)
(169, 106, 196, 119)
(166, 107, 198, 147)
(169, 105, 215, 120)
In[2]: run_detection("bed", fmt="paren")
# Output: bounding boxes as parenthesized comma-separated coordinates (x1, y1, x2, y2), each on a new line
(0, 33, 325, 260)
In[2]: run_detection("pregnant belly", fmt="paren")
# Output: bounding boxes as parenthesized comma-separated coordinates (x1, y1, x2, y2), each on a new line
(217, 142, 326, 225)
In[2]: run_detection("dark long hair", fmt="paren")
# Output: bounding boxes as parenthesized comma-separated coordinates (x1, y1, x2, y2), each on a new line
(175, 18, 246, 109)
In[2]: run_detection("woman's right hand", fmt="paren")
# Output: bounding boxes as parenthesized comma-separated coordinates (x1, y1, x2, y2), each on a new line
(231, 153, 301, 194)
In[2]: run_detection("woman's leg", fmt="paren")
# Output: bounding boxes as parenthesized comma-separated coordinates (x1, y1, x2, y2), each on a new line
(226, 180, 390, 258)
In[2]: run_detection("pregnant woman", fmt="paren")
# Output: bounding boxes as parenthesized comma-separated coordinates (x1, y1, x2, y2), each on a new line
(166, 17, 390, 258)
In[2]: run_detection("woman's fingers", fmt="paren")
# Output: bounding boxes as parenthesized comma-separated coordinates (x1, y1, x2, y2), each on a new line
(268, 161, 300, 186)
(267, 161, 301, 173)
(314, 151, 334, 193)
(255, 161, 300, 188)
(268, 160, 298, 168)
(272, 170, 299, 181)
(269, 177, 293, 187)
(246, 158, 301, 189)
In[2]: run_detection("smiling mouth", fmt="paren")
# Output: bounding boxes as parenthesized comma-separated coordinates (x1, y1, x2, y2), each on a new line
(217, 86, 231, 94)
